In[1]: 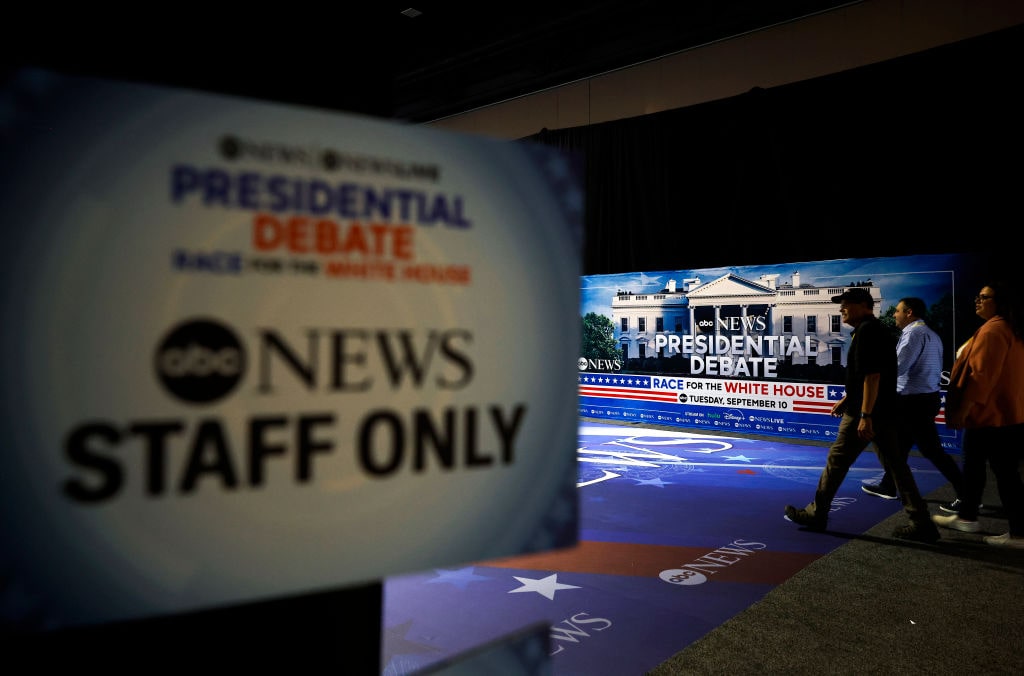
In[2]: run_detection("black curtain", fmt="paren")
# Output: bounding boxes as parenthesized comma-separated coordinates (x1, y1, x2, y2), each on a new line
(524, 23, 1024, 279)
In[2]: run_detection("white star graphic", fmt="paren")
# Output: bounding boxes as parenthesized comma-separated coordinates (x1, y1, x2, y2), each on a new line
(426, 567, 492, 589)
(508, 573, 580, 600)
(724, 454, 755, 462)
(635, 477, 671, 487)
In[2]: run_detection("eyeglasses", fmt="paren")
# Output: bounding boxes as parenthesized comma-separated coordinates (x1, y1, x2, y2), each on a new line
(975, 294, 995, 302)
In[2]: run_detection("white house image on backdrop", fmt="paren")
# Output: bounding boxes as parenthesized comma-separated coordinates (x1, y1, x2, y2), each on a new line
(611, 271, 883, 368)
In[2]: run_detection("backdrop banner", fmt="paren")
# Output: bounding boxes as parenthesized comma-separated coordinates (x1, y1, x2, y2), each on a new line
(0, 69, 582, 631)
(579, 253, 984, 451)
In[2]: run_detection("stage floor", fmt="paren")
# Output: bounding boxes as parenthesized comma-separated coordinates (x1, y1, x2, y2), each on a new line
(381, 421, 952, 675)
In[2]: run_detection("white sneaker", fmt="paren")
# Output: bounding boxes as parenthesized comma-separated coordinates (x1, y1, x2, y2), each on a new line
(983, 532, 1024, 549)
(931, 513, 981, 533)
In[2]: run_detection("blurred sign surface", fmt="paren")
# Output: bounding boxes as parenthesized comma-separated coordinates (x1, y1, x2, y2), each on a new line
(0, 70, 582, 630)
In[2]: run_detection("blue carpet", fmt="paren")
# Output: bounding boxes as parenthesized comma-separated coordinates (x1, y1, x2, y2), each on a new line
(381, 422, 951, 675)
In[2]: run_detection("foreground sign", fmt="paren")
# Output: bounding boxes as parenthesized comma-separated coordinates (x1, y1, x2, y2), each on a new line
(0, 70, 582, 630)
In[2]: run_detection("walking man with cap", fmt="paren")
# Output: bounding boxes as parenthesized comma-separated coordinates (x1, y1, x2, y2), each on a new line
(784, 287, 940, 542)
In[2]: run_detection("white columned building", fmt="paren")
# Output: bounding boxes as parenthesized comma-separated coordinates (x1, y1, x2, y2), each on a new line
(611, 272, 883, 368)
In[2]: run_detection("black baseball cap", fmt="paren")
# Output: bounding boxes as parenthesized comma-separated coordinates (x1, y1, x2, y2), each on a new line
(832, 287, 874, 305)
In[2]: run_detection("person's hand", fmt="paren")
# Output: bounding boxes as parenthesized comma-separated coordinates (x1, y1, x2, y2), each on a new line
(831, 397, 847, 417)
(857, 417, 874, 440)
(946, 410, 967, 430)
(946, 401, 971, 430)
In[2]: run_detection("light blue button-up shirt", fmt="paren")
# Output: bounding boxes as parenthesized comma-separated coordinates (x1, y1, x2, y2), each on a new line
(896, 319, 943, 395)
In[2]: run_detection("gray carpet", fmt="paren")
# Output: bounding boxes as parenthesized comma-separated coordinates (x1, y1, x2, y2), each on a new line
(648, 463, 1024, 675)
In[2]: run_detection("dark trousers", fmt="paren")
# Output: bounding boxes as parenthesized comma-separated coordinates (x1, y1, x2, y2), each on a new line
(957, 423, 1024, 535)
(878, 392, 965, 496)
(807, 412, 931, 523)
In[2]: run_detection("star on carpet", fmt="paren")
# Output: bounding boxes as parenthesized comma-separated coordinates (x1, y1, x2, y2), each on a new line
(380, 619, 442, 668)
(508, 573, 581, 600)
(724, 454, 756, 462)
(634, 477, 671, 487)
(425, 567, 492, 590)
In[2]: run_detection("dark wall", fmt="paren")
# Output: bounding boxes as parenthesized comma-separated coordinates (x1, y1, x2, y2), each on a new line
(526, 23, 1023, 279)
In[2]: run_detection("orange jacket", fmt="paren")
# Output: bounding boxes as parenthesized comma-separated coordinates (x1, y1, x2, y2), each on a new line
(948, 316, 1024, 428)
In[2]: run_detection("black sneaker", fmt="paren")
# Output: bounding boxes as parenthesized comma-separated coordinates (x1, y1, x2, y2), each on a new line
(893, 521, 940, 543)
(861, 483, 898, 500)
(784, 505, 826, 530)
(939, 498, 984, 513)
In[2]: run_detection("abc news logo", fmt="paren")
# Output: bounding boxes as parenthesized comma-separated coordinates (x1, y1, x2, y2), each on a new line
(156, 318, 245, 404)
(577, 357, 623, 372)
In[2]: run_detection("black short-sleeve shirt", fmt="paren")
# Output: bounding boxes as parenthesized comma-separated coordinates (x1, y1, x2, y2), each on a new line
(844, 316, 897, 416)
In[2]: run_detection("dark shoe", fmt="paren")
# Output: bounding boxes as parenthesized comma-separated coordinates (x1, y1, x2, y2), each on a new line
(861, 483, 898, 500)
(784, 505, 826, 530)
(893, 521, 940, 543)
(939, 498, 984, 513)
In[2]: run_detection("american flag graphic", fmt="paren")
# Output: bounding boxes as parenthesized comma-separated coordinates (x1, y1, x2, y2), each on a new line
(578, 374, 678, 403)
(821, 383, 946, 422)
(826, 385, 846, 400)
(791, 399, 834, 414)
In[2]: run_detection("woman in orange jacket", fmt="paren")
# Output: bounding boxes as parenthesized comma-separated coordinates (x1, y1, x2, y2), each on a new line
(933, 279, 1024, 547)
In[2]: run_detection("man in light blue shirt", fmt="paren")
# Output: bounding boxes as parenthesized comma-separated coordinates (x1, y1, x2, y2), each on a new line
(862, 297, 967, 509)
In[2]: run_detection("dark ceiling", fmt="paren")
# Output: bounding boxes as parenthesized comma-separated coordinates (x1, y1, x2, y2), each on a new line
(4, 1, 858, 124)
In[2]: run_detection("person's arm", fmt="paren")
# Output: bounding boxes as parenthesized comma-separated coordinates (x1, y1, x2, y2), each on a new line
(896, 330, 922, 381)
(945, 342, 972, 429)
(858, 372, 880, 439)
(963, 323, 1010, 406)
(955, 321, 1012, 426)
